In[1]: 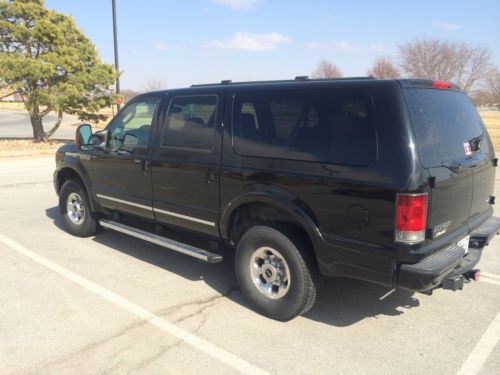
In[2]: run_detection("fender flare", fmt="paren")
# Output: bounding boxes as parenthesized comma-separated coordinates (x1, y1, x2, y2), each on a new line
(55, 157, 101, 212)
(219, 192, 324, 246)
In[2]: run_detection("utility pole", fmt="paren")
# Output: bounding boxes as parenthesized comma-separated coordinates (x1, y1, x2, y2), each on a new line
(112, 0, 121, 111)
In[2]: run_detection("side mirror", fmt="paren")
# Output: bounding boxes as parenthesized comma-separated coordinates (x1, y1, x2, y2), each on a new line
(76, 124, 93, 151)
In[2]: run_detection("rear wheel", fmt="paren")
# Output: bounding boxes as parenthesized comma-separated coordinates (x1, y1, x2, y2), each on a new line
(235, 225, 319, 321)
(59, 180, 98, 237)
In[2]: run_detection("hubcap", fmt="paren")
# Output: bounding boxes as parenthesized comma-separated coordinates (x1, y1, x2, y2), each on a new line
(66, 192, 85, 225)
(250, 247, 291, 299)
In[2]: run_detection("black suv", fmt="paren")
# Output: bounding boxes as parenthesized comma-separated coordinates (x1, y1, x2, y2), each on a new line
(54, 77, 500, 321)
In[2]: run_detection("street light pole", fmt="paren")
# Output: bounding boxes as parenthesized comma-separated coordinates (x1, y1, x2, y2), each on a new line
(112, 0, 121, 111)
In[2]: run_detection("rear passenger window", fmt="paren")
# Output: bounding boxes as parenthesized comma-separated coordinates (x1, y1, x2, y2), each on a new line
(232, 89, 377, 165)
(162, 96, 218, 150)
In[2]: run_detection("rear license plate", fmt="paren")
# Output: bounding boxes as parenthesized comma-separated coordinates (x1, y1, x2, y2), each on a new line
(457, 235, 470, 255)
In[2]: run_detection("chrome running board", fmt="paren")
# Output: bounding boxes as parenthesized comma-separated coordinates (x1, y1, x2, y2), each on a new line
(99, 219, 223, 263)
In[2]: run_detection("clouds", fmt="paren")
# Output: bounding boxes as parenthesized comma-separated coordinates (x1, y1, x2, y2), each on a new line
(305, 40, 387, 53)
(432, 19, 463, 31)
(153, 41, 175, 52)
(155, 34, 386, 55)
(211, 0, 262, 10)
(204, 32, 292, 52)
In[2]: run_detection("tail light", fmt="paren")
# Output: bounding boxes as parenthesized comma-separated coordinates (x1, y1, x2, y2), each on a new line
(432, 80, 451, 89)
(395, 193, 428, 244)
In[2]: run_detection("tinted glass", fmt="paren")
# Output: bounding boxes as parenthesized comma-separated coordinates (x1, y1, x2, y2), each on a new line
(233, 89, 377, 165)
(162, 96, 217, 150)
(405, 89, 487, 167)
(107, 98, 159, 149)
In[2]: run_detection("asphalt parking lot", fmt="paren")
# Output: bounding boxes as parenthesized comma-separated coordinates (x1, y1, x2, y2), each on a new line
(1, 156, 499, 375)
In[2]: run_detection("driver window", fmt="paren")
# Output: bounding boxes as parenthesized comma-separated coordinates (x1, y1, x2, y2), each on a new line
(107, 98, 160, 150)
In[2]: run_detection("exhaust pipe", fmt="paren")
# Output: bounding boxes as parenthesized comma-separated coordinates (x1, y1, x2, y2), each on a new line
(463, 269, 481, 282)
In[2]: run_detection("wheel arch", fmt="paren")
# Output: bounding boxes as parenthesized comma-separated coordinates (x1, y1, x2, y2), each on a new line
(55, 164, 100, 212)
(220, 193, 324, 252)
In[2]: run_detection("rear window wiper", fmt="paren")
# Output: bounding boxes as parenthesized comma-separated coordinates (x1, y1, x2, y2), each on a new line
(446, 155, 485, 173)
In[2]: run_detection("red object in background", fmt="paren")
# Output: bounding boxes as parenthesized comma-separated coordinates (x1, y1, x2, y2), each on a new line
(116, 98, 124, 105)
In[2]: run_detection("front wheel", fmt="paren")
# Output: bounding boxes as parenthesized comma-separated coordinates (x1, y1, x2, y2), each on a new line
(59, 180, 99, 237)
(235, 225, 319, 321)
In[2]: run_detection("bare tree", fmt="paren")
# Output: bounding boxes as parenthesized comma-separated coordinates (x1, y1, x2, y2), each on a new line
(144, 78, 168, 92)
(485, 68, 500, 109)
(399, 39, 492, 94)
(367, 57, 400, 78)
(311, 59, 343, 79)
(121, 89, 141, 102)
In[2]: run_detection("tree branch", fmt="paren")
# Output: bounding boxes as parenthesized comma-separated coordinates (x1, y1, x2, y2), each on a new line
(39, 106, 52, 117)
(0, 91, 18, 101)
(45, 110, 63, 138)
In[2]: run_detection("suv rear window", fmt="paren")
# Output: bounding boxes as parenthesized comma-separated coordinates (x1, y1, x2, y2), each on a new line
(232, 89, 377, 165)
(404, 88, 487, 168)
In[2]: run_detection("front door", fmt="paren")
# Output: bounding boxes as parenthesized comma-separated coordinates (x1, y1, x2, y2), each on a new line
(90, 95, 162, 219)
(151, 89, 224, 236)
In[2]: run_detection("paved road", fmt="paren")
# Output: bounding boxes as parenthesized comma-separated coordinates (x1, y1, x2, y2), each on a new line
(0, 157, 499, 374)
(0, 110, 80, 139)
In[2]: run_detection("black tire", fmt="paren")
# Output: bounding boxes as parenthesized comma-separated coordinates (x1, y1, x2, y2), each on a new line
(235, 225, 319, 321)
(59, 179, 99, 237)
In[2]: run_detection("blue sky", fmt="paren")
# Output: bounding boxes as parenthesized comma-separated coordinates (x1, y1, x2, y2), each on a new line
(45, 0, 500, 91)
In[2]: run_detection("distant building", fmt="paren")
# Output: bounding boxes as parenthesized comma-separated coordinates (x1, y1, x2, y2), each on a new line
(0, 86, 22, 102)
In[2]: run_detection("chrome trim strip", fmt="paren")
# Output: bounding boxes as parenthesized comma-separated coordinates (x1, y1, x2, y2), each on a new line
(153, 207, 215, 227)
(95, 194, 215, 227)
(96, 194, 153, 211)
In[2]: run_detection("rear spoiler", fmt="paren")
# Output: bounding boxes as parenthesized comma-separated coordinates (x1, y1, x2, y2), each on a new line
(399, 79, 462, 91)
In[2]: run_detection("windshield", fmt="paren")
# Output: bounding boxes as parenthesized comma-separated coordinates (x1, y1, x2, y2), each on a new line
(404, 88, 487, 168)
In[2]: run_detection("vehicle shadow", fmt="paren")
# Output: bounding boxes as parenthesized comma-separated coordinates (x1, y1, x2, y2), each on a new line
(46, 207, 420, 327)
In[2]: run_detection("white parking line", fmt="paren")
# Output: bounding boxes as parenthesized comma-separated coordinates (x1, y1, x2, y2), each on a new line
(0, 234, 268, 375)
(480, 272, 500, 287)
(481, 272, 500, 281)
(456, 311, 500, 375)
(481, 277, 500, 287)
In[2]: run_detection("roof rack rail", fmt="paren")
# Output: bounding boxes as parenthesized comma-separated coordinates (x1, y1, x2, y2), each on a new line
(191, 76, 375, 88)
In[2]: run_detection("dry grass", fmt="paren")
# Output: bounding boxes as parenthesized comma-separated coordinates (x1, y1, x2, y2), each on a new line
(0, 139, 71, 158)
(481, 111, 500, 149)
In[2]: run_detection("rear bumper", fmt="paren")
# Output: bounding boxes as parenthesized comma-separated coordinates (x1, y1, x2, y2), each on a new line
(398, 215, 500, 291)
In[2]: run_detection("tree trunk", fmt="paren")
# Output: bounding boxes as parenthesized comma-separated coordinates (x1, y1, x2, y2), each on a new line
(29, 111, 46, 142)
(45, 110, 63, 138)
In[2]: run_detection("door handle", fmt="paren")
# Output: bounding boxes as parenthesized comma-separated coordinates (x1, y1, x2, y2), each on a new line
(207, 168, 216, 184)
(135, 159, 150, 174)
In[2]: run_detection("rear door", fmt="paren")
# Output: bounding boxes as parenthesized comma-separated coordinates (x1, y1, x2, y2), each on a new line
(404, 86, 496, 237)
(151, 89, 224, 237)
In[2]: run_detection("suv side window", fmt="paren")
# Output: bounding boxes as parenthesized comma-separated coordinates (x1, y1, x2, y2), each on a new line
(107, 98, 160, 150)
(232, 89, 377, 166)
(162, 95, 218, 150)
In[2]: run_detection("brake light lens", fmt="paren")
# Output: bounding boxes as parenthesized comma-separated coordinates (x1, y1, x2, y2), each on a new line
(432, 80, 451, 89)
(395, 193, 428, 244)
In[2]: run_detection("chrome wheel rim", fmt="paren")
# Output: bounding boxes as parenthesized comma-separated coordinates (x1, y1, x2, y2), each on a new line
(66, 192, 85, 225)
(250, 247, 291, 299)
